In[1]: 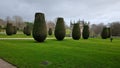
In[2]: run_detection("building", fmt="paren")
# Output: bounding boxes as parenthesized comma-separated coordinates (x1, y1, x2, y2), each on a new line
(70, 20, 90, 37)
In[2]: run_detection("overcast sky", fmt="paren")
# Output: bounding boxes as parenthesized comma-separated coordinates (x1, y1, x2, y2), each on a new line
(0, 0, 120, 25)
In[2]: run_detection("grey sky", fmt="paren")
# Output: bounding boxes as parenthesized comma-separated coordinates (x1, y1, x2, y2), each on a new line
(0, 0, 120, 25)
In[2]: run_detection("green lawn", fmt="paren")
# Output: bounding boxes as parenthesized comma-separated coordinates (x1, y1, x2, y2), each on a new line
(0, 38, 120, 68)
(0, 33, 54, 38)
(0, 34, 32, 38)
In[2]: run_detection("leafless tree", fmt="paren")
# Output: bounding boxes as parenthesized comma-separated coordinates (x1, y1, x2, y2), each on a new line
(46, 21, 55, 31)
(0, 18, 6, 28)
(110, 22, 120, 36)
(90, 23, 104, 37)
(13, 16, 25, 30)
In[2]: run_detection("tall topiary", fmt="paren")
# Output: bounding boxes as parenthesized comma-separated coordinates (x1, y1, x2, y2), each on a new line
(72, 23, 80, 40)
(32, 12, 47, 42)
(54, 17, 66, 40)
(48, 28, 52, 35)
(82, 24, 89, 39)
(23, 25, 31, 36)
(101, 27, 108, 39)
(6, 23, 14, 35)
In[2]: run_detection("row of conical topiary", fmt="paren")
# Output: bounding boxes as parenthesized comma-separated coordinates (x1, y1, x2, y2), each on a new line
(6, 23, 17, 35)
(6, 22, 31, 36)
(32, 12, 90, 42)
(72, 23, 89, 40)
(32, 13, 66, 42)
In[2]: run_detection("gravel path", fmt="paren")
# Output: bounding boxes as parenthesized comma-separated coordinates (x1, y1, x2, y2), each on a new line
(0, 59, 16, 68)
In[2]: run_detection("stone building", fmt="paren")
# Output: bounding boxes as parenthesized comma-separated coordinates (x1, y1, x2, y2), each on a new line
(70, 20, 90, 37)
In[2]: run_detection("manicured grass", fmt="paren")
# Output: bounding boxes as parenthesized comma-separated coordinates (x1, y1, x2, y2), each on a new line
(0, 34, 32, 38)
(0, 33, 54, 38)
(0, 38, 120, 68)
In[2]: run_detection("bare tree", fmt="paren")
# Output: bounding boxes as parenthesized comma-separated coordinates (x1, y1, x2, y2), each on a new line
(13, 16, 25, 30)
(46, 21, 55, 31)
(6, 16, 11, 23)
(110, 22, 120, 36)
(90, 24, 97, 37)
(0, 18, 6, 28)
(90, 23, 104, 37)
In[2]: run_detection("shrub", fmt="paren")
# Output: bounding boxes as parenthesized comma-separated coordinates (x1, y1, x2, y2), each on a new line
(82, 24, 89, 39)
(72, 23, 80, 40)
(23, 25, 31, 36)
(48, 28, 52, 35)
(54, 17, 66, 40)
(101, 27, 108, 39)
(6, 23, 14, 35)
(32, 12, 47, 42)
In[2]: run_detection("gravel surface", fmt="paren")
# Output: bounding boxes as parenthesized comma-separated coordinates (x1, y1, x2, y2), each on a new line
(0, 59, 16, 68)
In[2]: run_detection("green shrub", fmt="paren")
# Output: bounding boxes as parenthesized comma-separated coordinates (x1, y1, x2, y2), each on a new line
(32, 12, 47, 42)
(82, 24, 89, 39)
(48, 28, 52, 35)
(72, 23, 80, 40)
(101, 27, 108, 39)
(6, 23, 14, 35)
(23, 25, 31, 36)
(54, 17, 66, 40)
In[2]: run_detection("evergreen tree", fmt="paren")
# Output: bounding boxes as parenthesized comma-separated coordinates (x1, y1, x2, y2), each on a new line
(48, 28, 52, 35)
(32, 12, 47, 42)
(101, 27, 108, 39)
(6, 23, 14, 35)
(72, 23, 80, 40)
(82, 24, 89, 39)
(23, 25, 31, 36)
(54, 17, 66, 40)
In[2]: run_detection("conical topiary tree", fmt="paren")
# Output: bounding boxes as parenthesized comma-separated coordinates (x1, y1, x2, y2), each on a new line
(101, 27, 108, 39)
(6, 23, 14, 35)
(54, 17, 66, 40)
(48, 28, 52, 35)
(82, 24, 89, 39)
(32, 12, 47, 42)
(23, 25, 31, 36)
(72, 23, 80, 40)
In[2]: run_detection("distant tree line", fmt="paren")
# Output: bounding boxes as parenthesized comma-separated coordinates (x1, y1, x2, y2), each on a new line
(90, 22, 120, 37)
